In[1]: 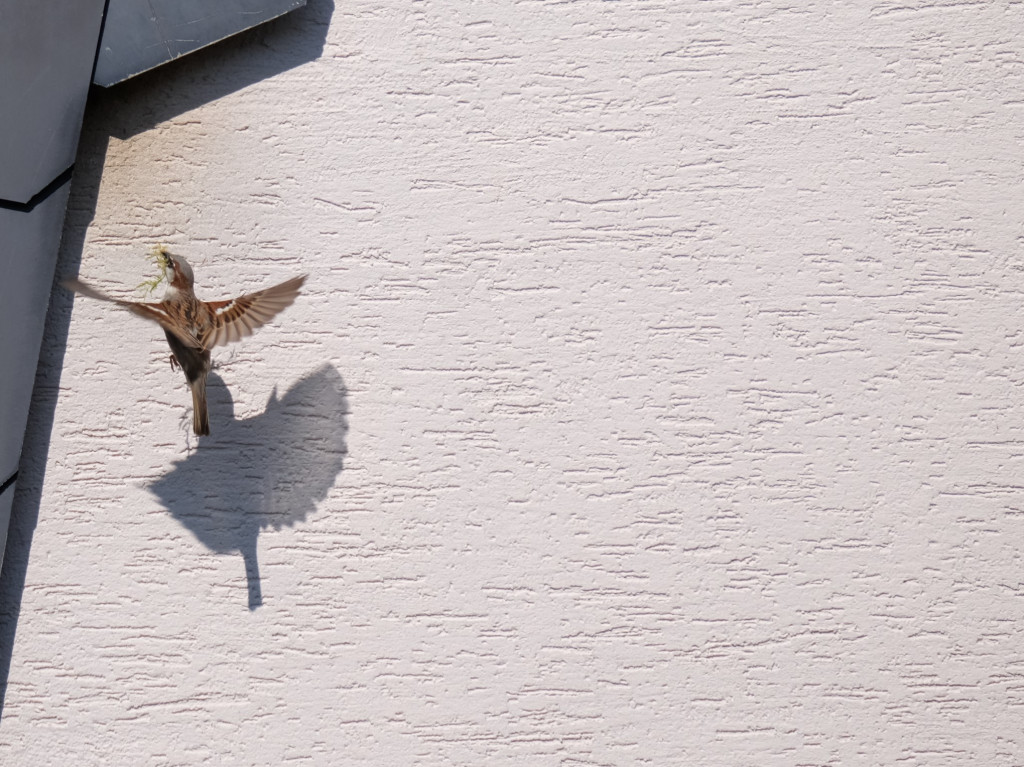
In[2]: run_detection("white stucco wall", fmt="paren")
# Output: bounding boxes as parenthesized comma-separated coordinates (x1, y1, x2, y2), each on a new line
(3, 1, 1024, 764)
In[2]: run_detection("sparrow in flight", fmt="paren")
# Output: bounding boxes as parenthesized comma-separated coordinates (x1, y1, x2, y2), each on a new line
(64, 251, 306, 436)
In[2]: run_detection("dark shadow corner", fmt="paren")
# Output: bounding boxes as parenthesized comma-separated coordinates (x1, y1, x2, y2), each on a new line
(151, 366, 348, 611)
(0, 0, 335, 720)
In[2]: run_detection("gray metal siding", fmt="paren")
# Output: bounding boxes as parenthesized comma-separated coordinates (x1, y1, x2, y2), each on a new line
(0, 180, 74, 485)
(0, 0, 106, 204)
(0, 482, 14, 581)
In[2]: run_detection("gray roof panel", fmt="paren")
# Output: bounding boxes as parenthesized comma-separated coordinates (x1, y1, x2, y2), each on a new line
(0, 0, 107, 203)
(0, 179, 73, 482)
(0, 479, 14, 577)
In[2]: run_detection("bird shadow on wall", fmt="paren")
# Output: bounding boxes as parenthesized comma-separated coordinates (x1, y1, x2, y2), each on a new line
(151, 365, 347, 610)
(0, 0, 334, 719)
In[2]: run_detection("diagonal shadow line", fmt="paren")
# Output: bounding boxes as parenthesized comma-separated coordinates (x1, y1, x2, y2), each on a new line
(95, 0, 334, 140)
(0, 0, 334, 721)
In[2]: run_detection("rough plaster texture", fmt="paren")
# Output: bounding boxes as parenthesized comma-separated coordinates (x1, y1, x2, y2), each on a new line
(3, 1, 1024, 764)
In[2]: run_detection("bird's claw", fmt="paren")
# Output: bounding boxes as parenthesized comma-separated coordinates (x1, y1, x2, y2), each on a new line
(169, 354, 180, 372)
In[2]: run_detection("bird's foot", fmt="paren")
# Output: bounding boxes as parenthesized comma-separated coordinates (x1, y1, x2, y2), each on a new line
(169, 354, 180, 372)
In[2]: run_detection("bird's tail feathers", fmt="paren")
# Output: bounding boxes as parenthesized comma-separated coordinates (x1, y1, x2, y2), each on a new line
(191, 376, 210, 436)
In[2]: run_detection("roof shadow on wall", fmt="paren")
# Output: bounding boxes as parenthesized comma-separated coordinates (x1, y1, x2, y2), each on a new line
(94, 0, 335, 140)
(151, 367, 347, 609)
(0, 0, 334, 720)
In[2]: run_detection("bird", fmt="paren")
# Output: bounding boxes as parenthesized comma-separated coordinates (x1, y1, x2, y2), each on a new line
(64, 249, 306, 436)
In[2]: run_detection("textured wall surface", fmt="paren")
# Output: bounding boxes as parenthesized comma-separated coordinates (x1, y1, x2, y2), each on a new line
(3, 1, 1024, 764)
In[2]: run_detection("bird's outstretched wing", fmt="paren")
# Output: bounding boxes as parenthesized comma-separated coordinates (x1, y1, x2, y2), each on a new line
(63, 278, 202, 348)
(201, 275, 307, 349)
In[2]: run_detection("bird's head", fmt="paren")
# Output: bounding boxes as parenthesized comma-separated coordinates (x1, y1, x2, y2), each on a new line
(165, 252, 195, 290)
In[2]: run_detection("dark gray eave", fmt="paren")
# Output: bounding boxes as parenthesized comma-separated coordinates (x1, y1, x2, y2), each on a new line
(93, 0, 306, 87)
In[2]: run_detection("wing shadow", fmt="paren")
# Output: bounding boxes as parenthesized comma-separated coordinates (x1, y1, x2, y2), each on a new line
(149, 364, 347, 609)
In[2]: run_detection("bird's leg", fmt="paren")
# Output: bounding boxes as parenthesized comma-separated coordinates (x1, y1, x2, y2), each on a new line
(169, 354, 180, 372)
